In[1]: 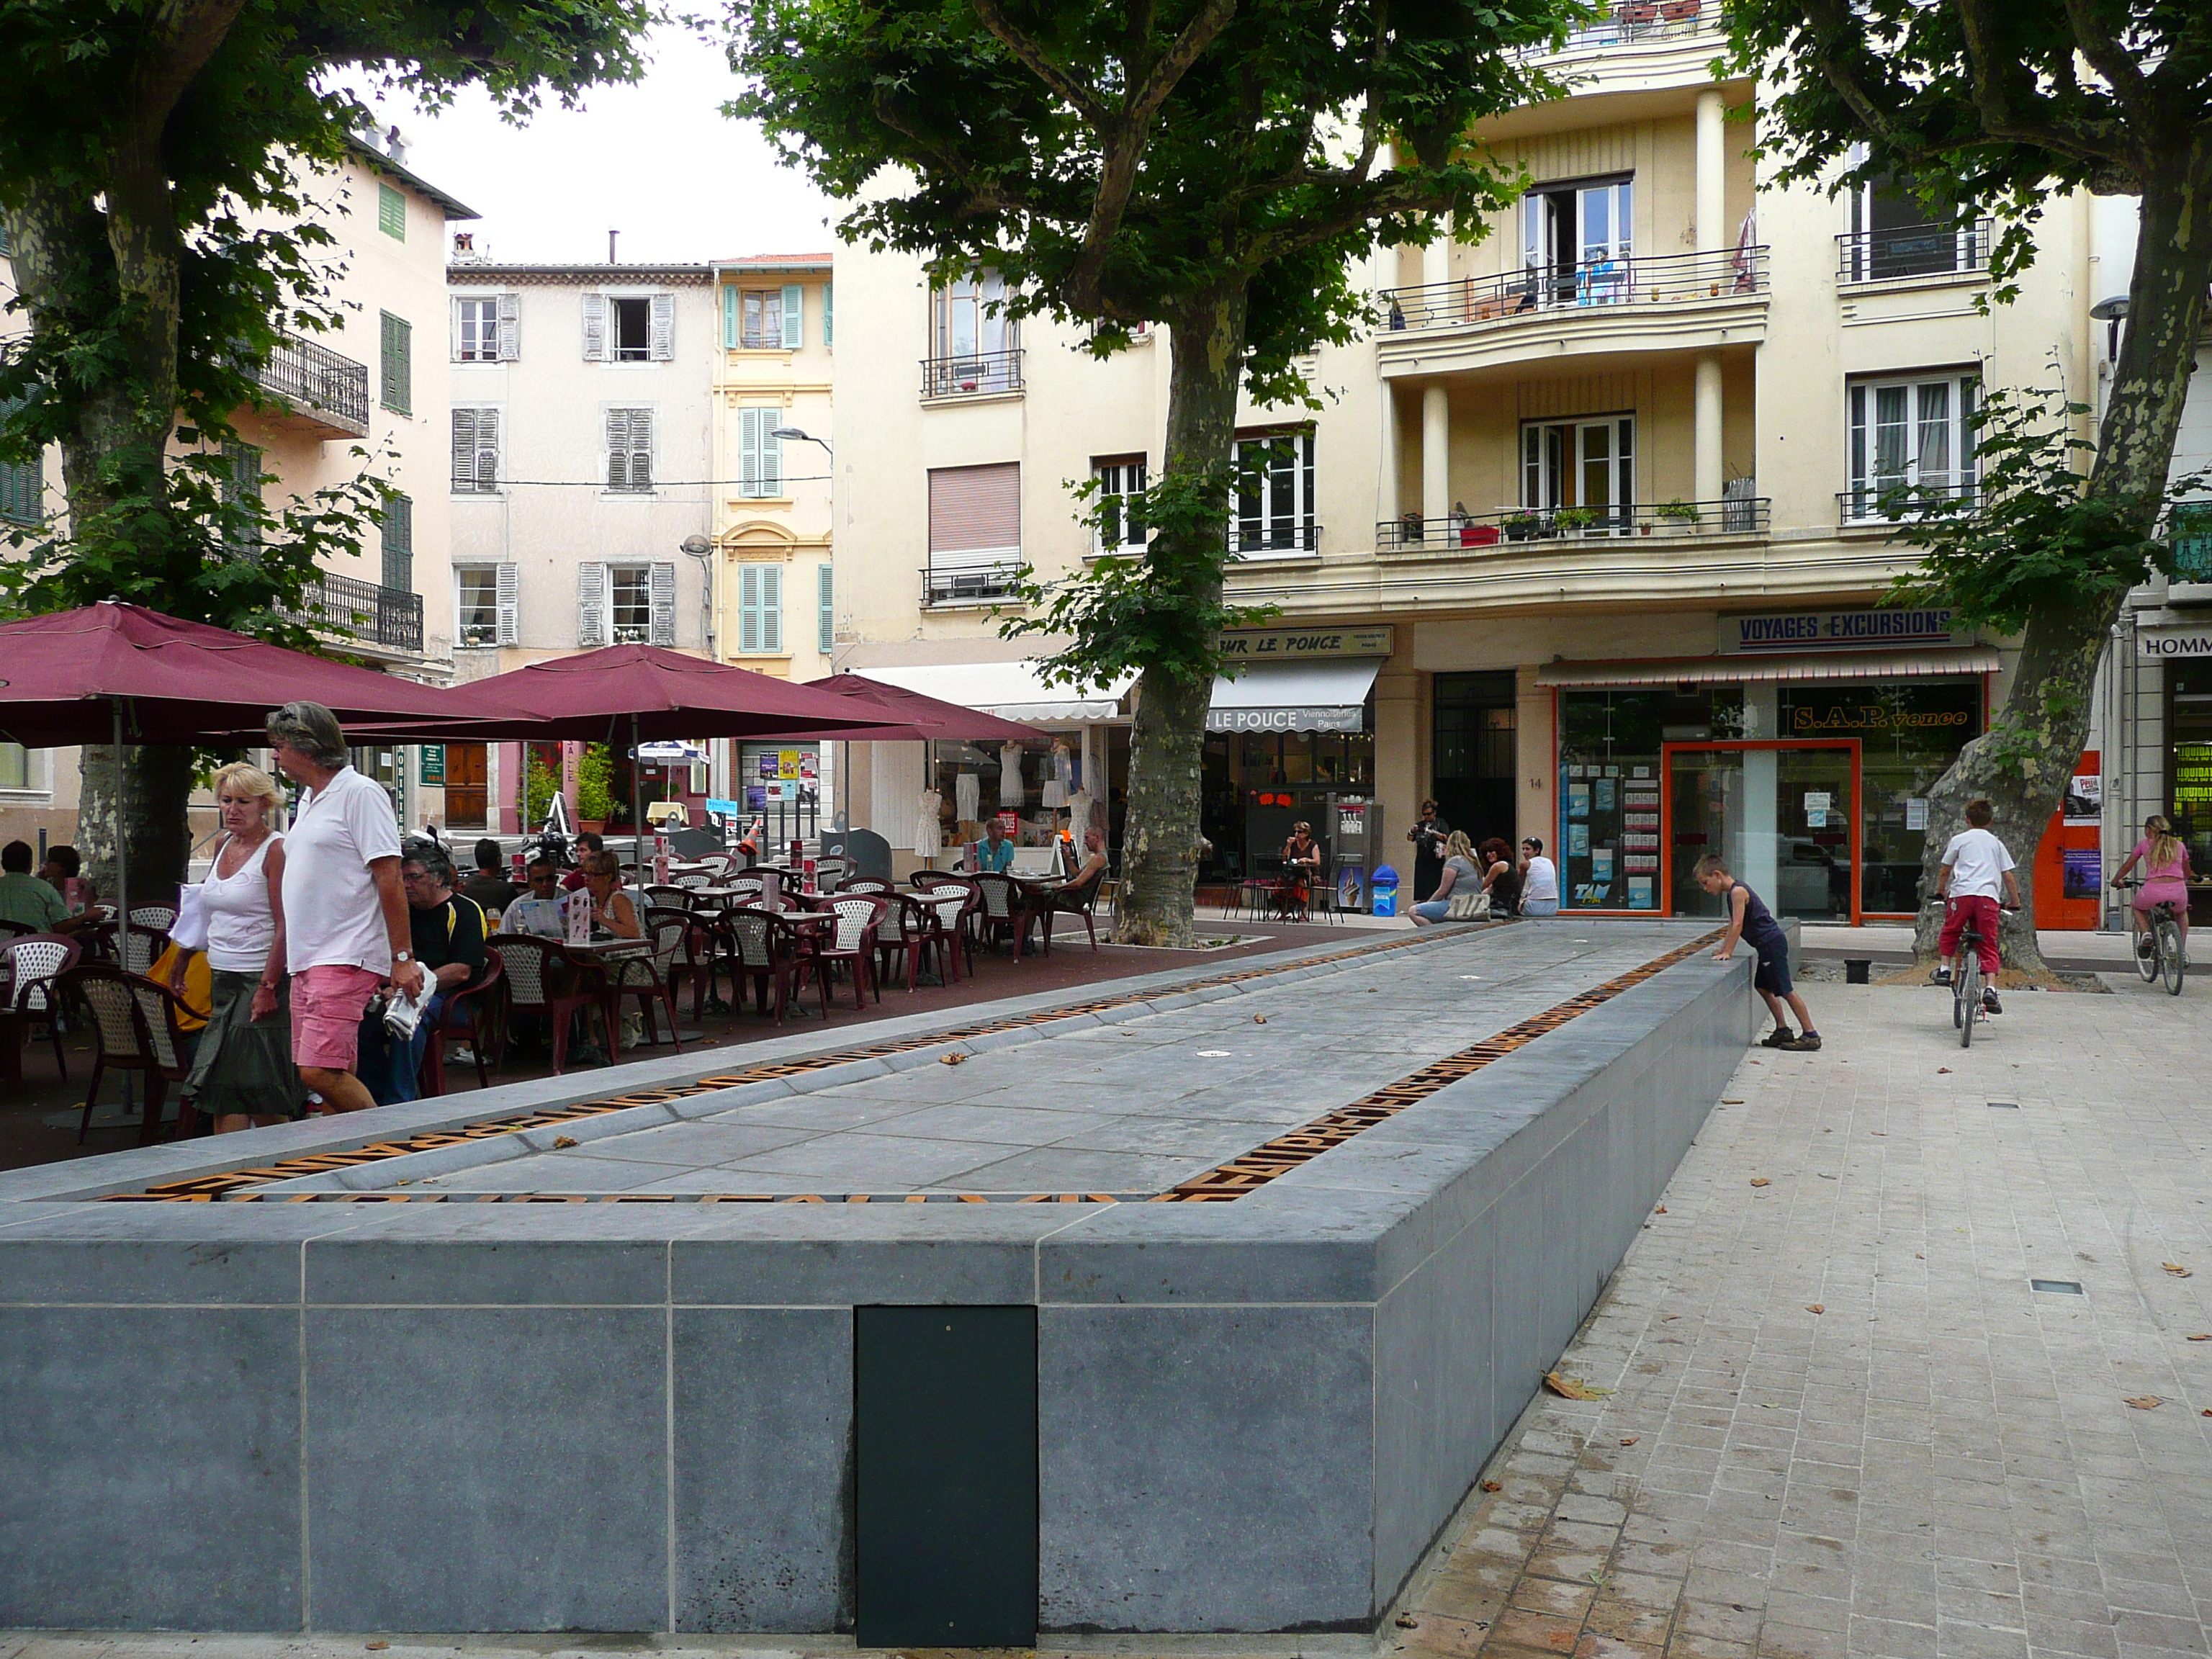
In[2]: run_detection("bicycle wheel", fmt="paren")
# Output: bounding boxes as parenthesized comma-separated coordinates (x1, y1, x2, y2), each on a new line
(2136, 926, 2161, 981)
(2160, 916, 2185, 996)
(1958, 955, 1978, 1048)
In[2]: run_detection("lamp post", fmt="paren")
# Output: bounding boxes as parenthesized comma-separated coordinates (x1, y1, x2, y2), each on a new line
(771, 427, 843, 829)
(680, 531, 715, 817)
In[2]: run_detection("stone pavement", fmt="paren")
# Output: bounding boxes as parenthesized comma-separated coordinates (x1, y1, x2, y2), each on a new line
(1390, 969, 2212, 1659)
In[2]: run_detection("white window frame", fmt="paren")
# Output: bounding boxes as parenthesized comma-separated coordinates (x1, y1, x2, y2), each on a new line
(1521, 414, 1636, 528)
(1231, 431, 1316, 558)
(453, 293, 518, 363)
(1521, 176, 1634, 307)
(454, 565, 507, 649)
(608, 564, 654, 644)
(931, 271, 1015, 361)
(1845, 372, 1979, 521)
(587, 291, 675, 364)
(1092, 457, 1148, 554)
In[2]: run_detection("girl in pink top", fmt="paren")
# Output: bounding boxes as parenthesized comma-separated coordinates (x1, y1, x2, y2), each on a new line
(2110, 814, 2192, 957)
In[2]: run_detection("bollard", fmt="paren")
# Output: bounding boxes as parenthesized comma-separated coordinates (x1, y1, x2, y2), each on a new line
(1845, 958, 1871, 984)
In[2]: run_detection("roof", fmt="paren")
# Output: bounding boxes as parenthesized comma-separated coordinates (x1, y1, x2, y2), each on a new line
(345, 138, 479, 222)
(714, 253, 835, 274)
(444, 263, 714, 286)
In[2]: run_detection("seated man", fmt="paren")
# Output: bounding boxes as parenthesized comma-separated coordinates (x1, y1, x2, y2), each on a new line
(974, 819, 1017, 874)
(359, 839, 486, 1105)
(459, 837, 522, 918)
(0, 839, 86, 933)
(501, 859, 569, 938)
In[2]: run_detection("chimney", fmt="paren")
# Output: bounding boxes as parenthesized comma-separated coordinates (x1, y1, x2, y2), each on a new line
(384, 123, 408, 166)
(608, 228, 620, 264)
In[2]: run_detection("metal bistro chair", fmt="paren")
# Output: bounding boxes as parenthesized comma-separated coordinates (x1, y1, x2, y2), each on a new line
(419, 952, 507, 1097)
(63, 961, 195, 1145)
(1, 931, 81, 1085)
(809, 893, 886, 1009)
(617, 909, 691, 1051)
(724, 906, 826, 1025)
(484, 936, 613, 1075)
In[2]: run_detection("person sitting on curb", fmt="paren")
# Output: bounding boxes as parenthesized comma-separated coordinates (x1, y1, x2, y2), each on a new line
(1696, 851, 1821, 1052)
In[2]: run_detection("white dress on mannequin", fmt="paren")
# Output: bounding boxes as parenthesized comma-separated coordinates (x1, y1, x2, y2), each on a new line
(1042, 740, 1071, 809)
(954, 769, 981, 826)
(998, 742, 1025, 809)
(914, 788, 943, 858)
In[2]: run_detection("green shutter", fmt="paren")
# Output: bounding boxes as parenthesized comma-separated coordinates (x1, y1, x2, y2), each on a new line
(822, 281, 833, 348)
(760, 564, 783, 653)
(722, 284, 738, 350)
(377, 182, 406, 240)
(781, 284, 804, 349)
(0, 395, 42, 526)
(817, 562, 834, 654)
(382, 493, 414, 591)
(380, 311, 412, 415)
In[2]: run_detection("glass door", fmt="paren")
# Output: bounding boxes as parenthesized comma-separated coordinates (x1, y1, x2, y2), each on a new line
(1664, 742, 1861, 922)
(1774, 747, 1855, 920)
(1669, 748, 1743, 917)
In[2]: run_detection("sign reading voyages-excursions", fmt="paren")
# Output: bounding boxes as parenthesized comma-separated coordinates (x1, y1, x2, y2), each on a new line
(1718, 608, 1968, 655)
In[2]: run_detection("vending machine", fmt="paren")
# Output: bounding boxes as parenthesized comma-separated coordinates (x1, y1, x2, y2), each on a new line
(1331, 795, 1382, 913)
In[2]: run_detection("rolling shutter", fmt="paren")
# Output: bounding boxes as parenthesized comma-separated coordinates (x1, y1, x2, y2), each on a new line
(495, 562, 520, 646)
(649, 560, 677, 646)
(495, 292, 519, 361)
(781, 284, 804, 349)
(582, 293, 608, 362)
(817, 562, 835, 654)
(577, 562, 609, 647)
(927, 463, 1021, 558)
(649, 293, 675, 360)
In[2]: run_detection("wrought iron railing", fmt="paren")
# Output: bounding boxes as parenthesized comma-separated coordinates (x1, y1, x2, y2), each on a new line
(1382, 246, 1766, 332)
(247, 333, 370, 433)
(2169, 503, 2212, 582)
(1836, 476, 1980, 525)
(1521, 1, 1719, 53)
(1228, 521, 1322, 557)
(922, 562, 1025, 606)
(279, 570, 423, 655)
(921, 349, 1024, 398)
(1377, 495, 1768, 551)
(1835, 220, 1992, 284)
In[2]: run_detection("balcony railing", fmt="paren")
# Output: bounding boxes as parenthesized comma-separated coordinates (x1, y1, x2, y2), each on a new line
(922, 561, 1024, 606)
(1521, 0, 1719, 54)
(246, 333, 369, 437)
(1377, 495, 1769, 551)
(1837, 476, 1980, 525)
(1229, 521, 1321, 557)
(921, 350, 1024, 399)
(737, 329, 786, 350)
(1836, 220, 1992, 284)
(279, 570, 423, 655)
(1382, 246, 1767, 333)
(2168, 503, 2212, 582)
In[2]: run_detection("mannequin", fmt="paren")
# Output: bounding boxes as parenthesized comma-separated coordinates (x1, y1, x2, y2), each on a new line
(999, 741, 1025, 809)
(914, 787, 943, 860)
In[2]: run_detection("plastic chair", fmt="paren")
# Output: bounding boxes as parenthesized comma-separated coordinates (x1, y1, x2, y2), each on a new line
(62, 961, 194, 1145)
(646, 903, 719, 1019)
(971, 873, 1025, 954)
(1022, 871, 1105, 956)
(808, 894, 885, 1008)
(616, 909, 691, 1051)
(122, 904, 177, 976)
(918, 886, 976, 980)
(642, 883, 697, 912)
(723, 907, 825, 1024)
(835, 876, 895, 896)
(873, 892, 943, 992)
(418, 952, 506, 1097)
(1, 931, 81, 1084)
(484, 936, 612, 1074)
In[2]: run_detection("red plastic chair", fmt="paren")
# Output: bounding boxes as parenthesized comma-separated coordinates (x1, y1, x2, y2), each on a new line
(806, 893, 886, 1009)
(61, 961, 195, 1144)
(418, 951, 506, 1097)
(1, 931, 80, 1086)
(484, 936, 612, 1074)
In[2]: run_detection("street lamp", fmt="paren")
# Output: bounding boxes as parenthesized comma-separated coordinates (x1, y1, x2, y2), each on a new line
(772, 425, 832, 459)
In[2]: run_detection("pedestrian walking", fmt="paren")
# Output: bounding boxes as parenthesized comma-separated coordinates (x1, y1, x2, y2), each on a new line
(1696, 851, 1821, 1051)
(264, 701, 422, 1115)
(183, 763, 301, 1132)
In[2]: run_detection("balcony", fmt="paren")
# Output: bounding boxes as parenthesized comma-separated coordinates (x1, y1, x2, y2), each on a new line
(1838, 476, 1980, 527)
(1520, 0, 1720, 56)
(922, 559, 1024, 607)
(1230, 521, 1321, 559)
(246, 333, 370, 439)
(1377, 248, 1767, 376)
(922, 350, 1024, 400)
(1377, 495, 1768, 552)
(1837, 220, 1992, 286)
(279, 570, 423, 657)
(2169, 503, 2212, 583)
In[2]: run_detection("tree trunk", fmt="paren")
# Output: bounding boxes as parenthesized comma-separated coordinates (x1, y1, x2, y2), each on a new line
(76, 743, 197, 921)
(1113, 282, 1249, 947)
(1911, 171, 2212, 972)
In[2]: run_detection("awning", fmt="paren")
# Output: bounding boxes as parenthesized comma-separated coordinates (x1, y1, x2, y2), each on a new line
(860, 661, 1137, 724)
(1534, 647, 2000, 689)
(1207, 658, 1382, 733)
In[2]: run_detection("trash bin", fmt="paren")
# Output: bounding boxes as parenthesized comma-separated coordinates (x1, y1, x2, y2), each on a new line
(1371, 864, 1399, 918)
(1844, 958, 1871, 984)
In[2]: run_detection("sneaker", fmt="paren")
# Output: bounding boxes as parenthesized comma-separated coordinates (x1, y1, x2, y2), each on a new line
(1982, 987, 2002, 1015)
(1780, 1031, 1823, 1052)
(1931, 966, 1953, 986)
(1760, 1027, 1797, 1048)
(2136, 935, 2155, 958)
(451, 1045, 477, 1065)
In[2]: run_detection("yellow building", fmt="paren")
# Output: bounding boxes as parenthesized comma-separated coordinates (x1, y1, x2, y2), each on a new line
(830, 15, 2104, 921)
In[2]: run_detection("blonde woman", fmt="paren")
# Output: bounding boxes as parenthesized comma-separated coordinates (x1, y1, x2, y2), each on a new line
(1411, 831, 1483, 925)
(185, 763, 302, 1131)
(2111, 813, 2193, 958)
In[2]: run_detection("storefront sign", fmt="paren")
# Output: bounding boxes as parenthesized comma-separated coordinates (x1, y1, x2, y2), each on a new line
(1719, 608, 1964, 654)
(1218, 625, 1394, 661)
(1207, 706, 1367, 732)
(418, 745, 444, 786)
(2139, 626, 2212, 659)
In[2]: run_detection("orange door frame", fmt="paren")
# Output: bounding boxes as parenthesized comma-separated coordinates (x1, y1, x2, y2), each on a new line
(1659, 739, 1865, 927)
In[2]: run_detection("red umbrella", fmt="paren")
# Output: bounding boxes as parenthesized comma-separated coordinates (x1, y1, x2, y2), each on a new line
(798, 673, 1046, 742)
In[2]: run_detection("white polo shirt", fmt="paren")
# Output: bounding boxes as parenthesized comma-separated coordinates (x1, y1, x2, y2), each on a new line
(281, 765, 403, 974)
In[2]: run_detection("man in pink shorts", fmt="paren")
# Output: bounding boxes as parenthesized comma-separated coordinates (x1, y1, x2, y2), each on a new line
(266, 701, 424, 1113)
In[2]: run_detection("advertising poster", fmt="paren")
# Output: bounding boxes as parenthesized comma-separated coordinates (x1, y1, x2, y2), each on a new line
(1568, 823, 1590, 856)
(1568, 782, 1591, 819)
(1628, 876, 1654, 907)
(1594, 778, 1617, 813)
(2062, 848, 2102, 899)
(1592, 848, 1615, 881)
(2062, 771, 2102, 827)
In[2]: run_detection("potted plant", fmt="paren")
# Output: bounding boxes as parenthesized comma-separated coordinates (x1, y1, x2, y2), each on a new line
(1552, 504, 1597, 536)
(1502, 510, 1545, 542)
(577, 742, 617, 832)
(1658, 498, 1703, 534)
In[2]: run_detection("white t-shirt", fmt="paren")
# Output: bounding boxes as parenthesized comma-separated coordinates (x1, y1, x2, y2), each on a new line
(281, 766, 403, 974)
(1941, 827, 2015, 899)
(1522, 855, 1560, 904)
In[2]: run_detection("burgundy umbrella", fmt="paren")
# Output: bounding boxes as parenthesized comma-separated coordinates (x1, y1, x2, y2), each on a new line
(798, 673, 1046, 742)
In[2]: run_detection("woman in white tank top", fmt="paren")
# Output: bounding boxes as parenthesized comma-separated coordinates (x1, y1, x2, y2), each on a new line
(182, 763, 301, 1131)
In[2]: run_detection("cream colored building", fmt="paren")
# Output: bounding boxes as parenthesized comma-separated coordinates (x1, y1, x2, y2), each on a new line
(0, 132, 472, 851)
(831, 15, 2104, 919)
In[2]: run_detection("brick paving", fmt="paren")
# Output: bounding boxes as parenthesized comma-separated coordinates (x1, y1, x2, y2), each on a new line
(1391, 971, 2212, 1659)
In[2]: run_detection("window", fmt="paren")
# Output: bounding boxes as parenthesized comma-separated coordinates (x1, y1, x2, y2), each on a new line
(456, 566, 502, 647)
(381, 491, 413, 592)
(222, 441, 262, 550)
(925, 272, 1020, 394)
(926, 462, 1022, 603)
(738, 562, 784, 654)
(610, 565, 653, 642)
(583, 293, 673, 362)
(1523, 176, 1633, 305)
(727, 286, 803, 350)
(580, 561, 674, 646)
(0, 744, 32, 791)
(1845, 372, 1979, 520)
(1521, 415, 1636, 527)
(451, 408, 500, 493)
(0, 398, 40, 526)
(377, 182, 406, 241)
(606, 406, 655, 492)
(817, 562, 835, 654)
(1093, 457, 1148, 553)
(1232, 431, 1316, 555)
(379, 311, 411, 415)
(1842, 161, 1987, 282)
(454, 295, 516, 362)
(736, 408, 784, 498)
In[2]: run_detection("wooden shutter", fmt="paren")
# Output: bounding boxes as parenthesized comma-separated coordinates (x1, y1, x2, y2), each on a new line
(380, 311, 411, 415)
(606, 408, 652, 490)
(577, 563, 609, 647)
(737, 564, 783, 654)
(823, 281, 833, 347)
(496, 292, 519, 361)
(927, 463, 1021, 557)
(472, 408, 499, 492)
(451, 409, 477, 492)
(722, 285, 737, 349)
(582, 293, 608, 362)
(759, 563, 783, 652)
(737, 564, 763, 654)
(781, 284, 804, 349)
(381, 492, 414, 590)
(817, 562, 834, 654)
(739, 408, 782, 498)
(649, 293, 675, 360)
(649, 560, 677, 646)
(495, 562, 520, 646)
(377, 183, 406, 240)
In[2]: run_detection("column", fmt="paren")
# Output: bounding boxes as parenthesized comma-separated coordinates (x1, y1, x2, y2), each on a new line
(1422, 383, 1451, 534)
(1423, 212, 1452, 291)
(1377, 385, 1400, 531)
(1740, 683, 1780, 912)
(1696, 89, 1727, 251)
(1695, 350, 1724, 506)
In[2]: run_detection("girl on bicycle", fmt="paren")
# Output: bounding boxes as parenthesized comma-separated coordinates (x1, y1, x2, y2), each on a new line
(2110, 814, 2192, 958)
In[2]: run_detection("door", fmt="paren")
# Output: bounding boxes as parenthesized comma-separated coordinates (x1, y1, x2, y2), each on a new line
(1523, 178, 1633, 301)
(1523, 416, 1635, 526)
(853, 1305, 1038, 1649)
(1663, 742, 1861, 923)
(444, 742, 487, 828)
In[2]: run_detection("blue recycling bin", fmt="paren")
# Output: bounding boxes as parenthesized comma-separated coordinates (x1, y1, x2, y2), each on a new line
(1370, 863, 1399, 917)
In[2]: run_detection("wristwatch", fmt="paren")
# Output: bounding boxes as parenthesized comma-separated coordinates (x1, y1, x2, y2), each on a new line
(394, 950, 414, 963)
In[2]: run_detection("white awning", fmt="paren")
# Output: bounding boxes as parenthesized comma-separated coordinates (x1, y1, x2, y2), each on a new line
(1207, 658, 1382, 733)
(860, 660, 1137, 723)
(1534, 647, 2000, 689)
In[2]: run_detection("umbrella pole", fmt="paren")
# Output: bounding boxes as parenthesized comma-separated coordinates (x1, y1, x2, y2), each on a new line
(112, 700, 130, 972)
(632, 711, 647, 875)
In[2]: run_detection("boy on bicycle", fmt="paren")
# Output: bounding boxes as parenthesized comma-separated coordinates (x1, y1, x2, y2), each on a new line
(1933, 799, 2020, 1013)
(1695, 853, 1822, 1051)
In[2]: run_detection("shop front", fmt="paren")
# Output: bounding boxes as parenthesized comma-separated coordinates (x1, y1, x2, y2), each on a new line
(2165, 650, 2212, 925)
(1539, 608, 1997, 922)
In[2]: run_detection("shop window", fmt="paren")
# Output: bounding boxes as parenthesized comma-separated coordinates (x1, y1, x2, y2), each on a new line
(1232, 430, 1316, 556)
(1845, 372, 1977, 520)
(2171, 660, 2212, 926)
(1558, 686, 1743, 911)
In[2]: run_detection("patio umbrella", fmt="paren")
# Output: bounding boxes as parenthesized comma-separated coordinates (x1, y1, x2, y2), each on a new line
(800, 673, 1051, 850)
(353, 645, 904, 865)
(0, 601, 475, 963)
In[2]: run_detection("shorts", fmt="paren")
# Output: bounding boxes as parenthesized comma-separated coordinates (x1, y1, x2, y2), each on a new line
(1753, 948, 1793, 997)
(2134, 881, 2188, 915)
(1519, 897, 1558, 917)
(289, 964, 383, 1072)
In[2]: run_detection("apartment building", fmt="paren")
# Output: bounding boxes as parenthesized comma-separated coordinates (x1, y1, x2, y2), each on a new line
(0, 132, 472, 849)
(444, 254, 717, 832)
(831, 9, 2113, 920)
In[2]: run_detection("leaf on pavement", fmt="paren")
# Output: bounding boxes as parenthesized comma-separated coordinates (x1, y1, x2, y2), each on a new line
(1542, 1372, 1609, 1400)
(552, 1136, 577, 1149)
(2163, 1263, 2192, 1277)
(1654, 1205, 1668, 1213)
(1807, 1304, 1825, 1314)
(1254, 1014, 1268, 1022)
(1480, 1479, 1502, 1492)
(940, 1053, 967, 1065)
(2188, 1334, 2211, 1341)
(1619, 1435, 1639, 1445)
(1750, 1177, 1771, 1187)
(2123, 1395, 2162, 1410)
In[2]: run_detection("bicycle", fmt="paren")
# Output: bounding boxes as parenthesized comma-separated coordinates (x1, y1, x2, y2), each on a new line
(2115, 878, 2187, 996)
(1928, 898, 2013, 1048)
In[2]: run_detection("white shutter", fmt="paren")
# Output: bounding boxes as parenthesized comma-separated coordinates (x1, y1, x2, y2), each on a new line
(474, 408, 499, 492)
(737, 564, 762, 654)
(759, 563, 783, 653)
(649, 293, 675, 360)
(582, 293, 608, 361)
(817, 562, 834, 654)
(605, 408, 629, 490)
(495, 562, 520, 646)
(577, 562, 609, 647)
(451, 408, 475, 491)
(449, 298, 464, 363)
(605, 408, 652, 490)
(781, 284, 804, 349)
(649, 560, 676, 646)
(496, 292, 519, 361)
(822, 281, 832, 348)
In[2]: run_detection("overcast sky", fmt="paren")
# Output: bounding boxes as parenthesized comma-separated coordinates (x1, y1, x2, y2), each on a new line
(352, 25, 842, 266)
